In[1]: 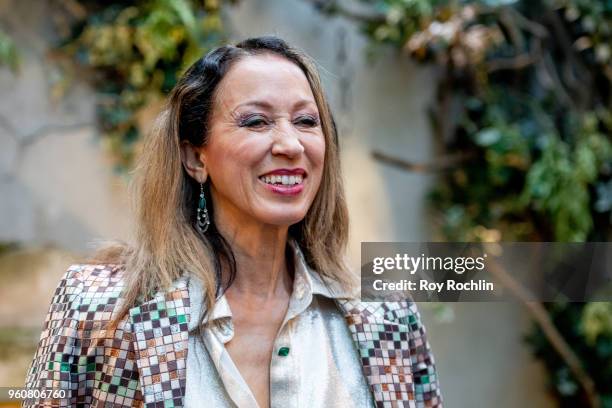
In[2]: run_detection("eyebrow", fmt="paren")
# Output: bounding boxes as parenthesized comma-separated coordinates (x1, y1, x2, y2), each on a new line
(233, 98, 317, 112)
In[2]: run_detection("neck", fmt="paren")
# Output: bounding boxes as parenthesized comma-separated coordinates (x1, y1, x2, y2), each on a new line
(214, 210, 293, 301)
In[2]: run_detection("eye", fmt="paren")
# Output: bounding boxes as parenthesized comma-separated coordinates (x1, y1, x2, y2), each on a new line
(294, 115, 319, 127)
(239, 114, 269, 128)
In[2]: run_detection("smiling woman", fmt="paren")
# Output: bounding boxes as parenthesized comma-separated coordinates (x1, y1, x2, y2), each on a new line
(22, 36, 442, 408)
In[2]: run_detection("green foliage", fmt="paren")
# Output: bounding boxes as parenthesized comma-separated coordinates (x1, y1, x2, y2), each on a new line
(57, 0, 236, 171)
(314, 0, 612, 405)
(525, 302, 612, 407)
(0, 241, 19, 256)
(522, 119, 611, 242)
(582, 302, 612, 345)
(0, 27, 18, 71)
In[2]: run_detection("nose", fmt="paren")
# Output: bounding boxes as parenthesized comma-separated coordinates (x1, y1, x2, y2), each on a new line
(271, 122, 305, 158)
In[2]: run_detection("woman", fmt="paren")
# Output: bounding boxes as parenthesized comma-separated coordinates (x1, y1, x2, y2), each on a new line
(24, 36, 442, 408)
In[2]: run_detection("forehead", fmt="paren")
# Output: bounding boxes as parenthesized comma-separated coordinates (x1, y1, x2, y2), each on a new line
(214, 53, 316, 109)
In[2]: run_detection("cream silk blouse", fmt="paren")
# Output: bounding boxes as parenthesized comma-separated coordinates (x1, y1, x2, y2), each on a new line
(183, 242, 375, 408)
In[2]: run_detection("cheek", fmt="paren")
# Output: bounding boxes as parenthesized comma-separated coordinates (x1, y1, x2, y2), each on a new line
(305, 136, 326, 174)
(206, 138, 269, 181)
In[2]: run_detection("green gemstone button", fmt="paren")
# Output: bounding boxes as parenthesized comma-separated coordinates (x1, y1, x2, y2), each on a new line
(278, 347, 290, 357)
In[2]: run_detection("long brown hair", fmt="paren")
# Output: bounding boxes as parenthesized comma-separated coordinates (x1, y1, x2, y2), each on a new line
(97, 36, 351, 335)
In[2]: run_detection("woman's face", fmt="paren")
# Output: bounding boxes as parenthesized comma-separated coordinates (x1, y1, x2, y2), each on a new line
(201, 53, 325, 228)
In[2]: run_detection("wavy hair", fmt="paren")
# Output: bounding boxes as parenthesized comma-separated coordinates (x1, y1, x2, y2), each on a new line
(96, 36, 351, 335)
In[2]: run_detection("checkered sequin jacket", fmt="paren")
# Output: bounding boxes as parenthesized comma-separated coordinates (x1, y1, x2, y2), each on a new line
(23, 264, 443, 408)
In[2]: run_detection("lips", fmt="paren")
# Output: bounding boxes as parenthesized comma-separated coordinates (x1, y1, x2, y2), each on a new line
(258, 168, 306, 186)
(259, 168, 306, 177)
(258, 168, 306, 195)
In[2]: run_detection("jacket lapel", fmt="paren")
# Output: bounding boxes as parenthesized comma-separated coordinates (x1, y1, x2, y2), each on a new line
(126, 282, 415, 408)
(128, 278, 191, 408)
(338, 299, 416, 407)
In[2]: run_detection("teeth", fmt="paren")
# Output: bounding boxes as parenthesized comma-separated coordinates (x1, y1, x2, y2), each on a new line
(260, 174, 303, 186)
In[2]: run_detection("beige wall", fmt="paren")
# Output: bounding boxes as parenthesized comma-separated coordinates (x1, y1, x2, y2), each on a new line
(0, 0, 555, 406)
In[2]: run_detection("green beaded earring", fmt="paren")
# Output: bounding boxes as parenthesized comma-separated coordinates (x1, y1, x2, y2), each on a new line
(196, 183, 210, 233)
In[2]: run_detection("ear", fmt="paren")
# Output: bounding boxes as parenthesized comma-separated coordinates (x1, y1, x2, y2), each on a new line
(180, 141, 208, 183)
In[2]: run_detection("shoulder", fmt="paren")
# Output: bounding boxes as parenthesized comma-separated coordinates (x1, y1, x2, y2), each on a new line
(338, 298, 423, 326)
(51, 263, 127, 311)
(61, 262, 126, 287)
(25, 264, 134, 396)
(59, 262, 126, 290)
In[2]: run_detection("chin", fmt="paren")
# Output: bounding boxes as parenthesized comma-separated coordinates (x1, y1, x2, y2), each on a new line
(255, 207, 308, 227)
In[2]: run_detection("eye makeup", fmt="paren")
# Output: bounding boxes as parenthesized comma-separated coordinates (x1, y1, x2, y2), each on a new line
(234, 111, 320, 129)
(237, 113, 269, 128)
(293, 114, 319, 127)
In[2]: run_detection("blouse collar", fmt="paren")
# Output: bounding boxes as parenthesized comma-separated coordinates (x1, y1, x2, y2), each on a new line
(188, 239, 351, 332)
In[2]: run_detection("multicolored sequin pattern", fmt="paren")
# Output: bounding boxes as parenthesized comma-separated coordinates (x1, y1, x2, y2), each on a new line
(338, 300, 443, 408)
(128, 279, 190, 407)
(23, 264, 142, 407)
(24, 264, 442, 408)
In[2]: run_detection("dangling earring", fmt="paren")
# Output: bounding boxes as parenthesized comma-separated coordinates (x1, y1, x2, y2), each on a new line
(196, 183, 210, 233)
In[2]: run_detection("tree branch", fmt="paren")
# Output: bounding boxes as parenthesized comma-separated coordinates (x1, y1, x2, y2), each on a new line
(306, 0, 386, 24)
(486, 53, 538, 72)
(58, 0, 87, 20)
(371, 150, 476, 172)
